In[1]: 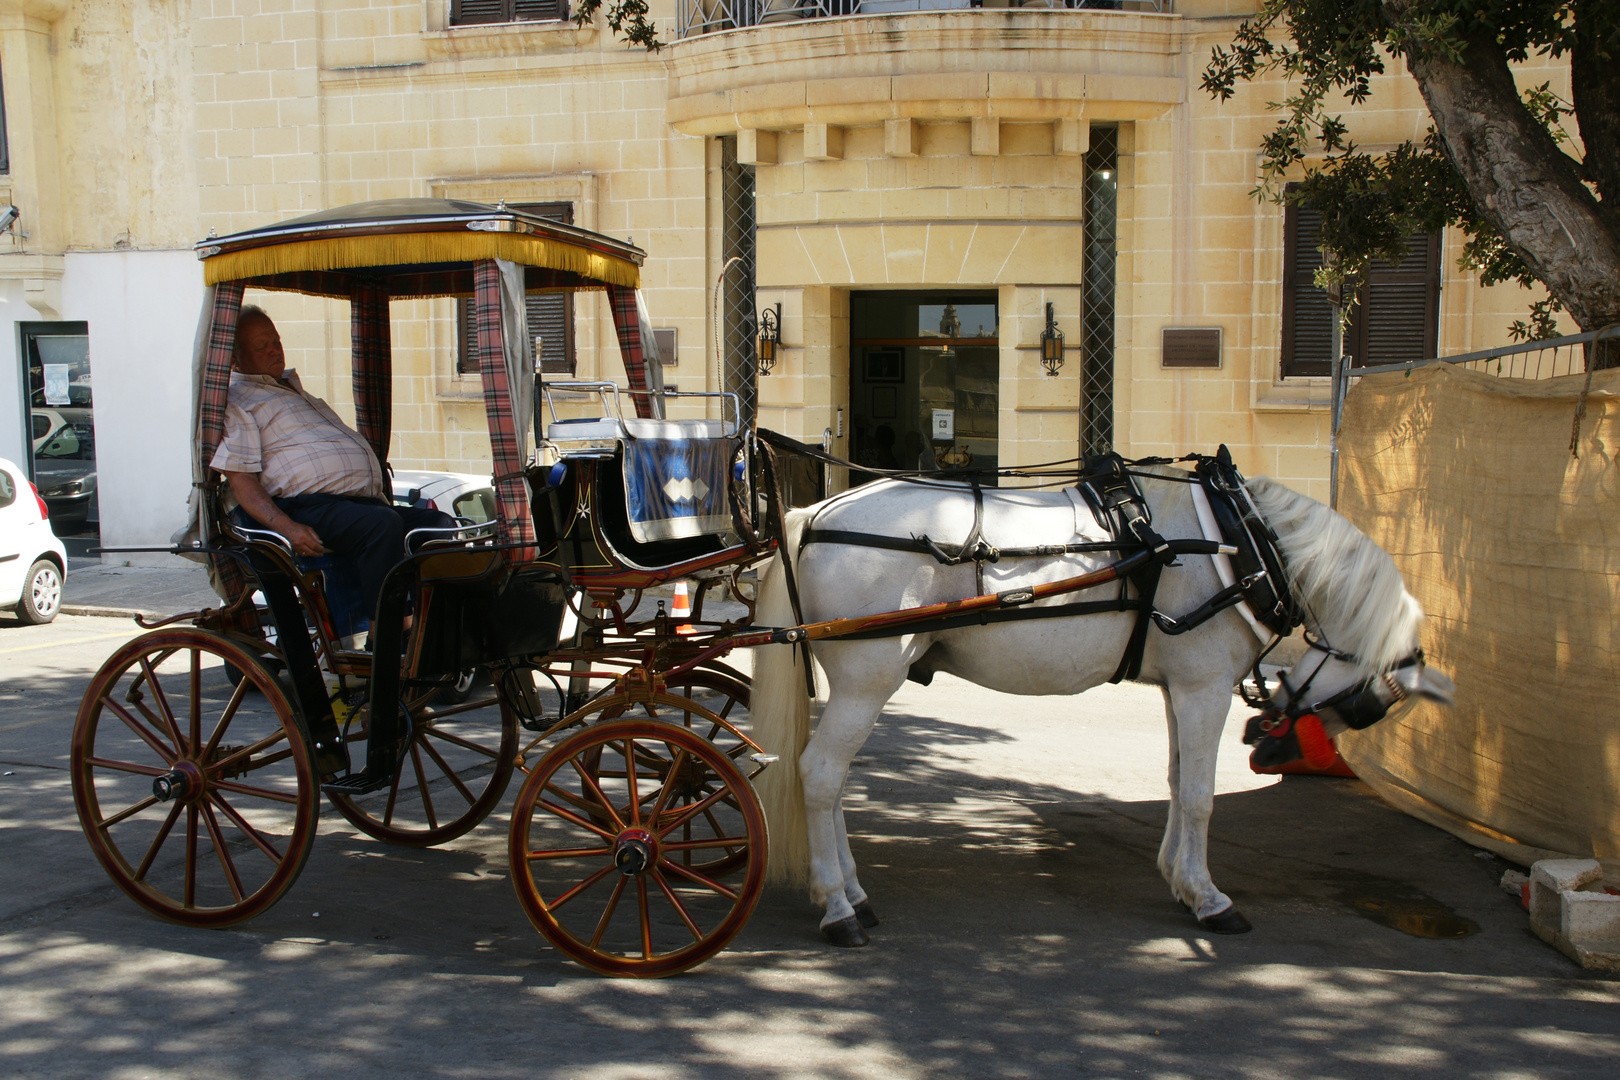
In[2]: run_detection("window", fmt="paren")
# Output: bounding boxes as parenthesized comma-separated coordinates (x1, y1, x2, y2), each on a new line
(457, 202, 576, 376)
(1281, 201, 1440, 377)
(450, 0, 567, 25)
(0, 60, 9, 174)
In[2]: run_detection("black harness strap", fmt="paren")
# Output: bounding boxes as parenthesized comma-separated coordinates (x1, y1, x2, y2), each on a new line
(801, 530, 1129, 561)
(831, 596, 1145, 640)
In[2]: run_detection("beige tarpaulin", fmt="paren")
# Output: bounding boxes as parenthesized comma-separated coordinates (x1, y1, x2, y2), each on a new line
(1335, 362, 1620, 873)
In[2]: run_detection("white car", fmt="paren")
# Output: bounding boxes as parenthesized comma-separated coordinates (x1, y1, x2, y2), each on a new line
(390, 469, 497, 524)
(0, 456, 68, 624)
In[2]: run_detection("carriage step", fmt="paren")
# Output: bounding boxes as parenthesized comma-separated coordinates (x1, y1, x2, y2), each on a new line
(323, 771, 393, 796)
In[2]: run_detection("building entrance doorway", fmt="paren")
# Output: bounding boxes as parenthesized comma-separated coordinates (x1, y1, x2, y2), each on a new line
(849, 291, 998, 484)
(21, 322, 96, 534)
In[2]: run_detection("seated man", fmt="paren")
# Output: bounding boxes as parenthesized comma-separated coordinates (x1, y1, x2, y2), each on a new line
(211, 305, 453, 631)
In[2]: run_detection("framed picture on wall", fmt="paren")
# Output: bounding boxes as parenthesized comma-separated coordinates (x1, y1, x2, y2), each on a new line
(870, 385, 897, 419)
(863, 347, 904, 383)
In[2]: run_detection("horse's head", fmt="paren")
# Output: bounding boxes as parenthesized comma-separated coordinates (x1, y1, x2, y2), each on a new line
(1244, 638, 1455, 770)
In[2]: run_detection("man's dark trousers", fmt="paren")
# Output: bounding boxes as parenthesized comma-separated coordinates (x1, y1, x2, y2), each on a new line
(271, 493, 454, 624)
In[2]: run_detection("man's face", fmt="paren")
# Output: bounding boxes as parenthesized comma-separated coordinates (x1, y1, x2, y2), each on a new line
(235, 316, 286, 378)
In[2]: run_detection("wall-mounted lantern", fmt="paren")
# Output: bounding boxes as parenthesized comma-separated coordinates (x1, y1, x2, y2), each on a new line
(1040, 302, 1065, 377)
(757, 302, 782, 376)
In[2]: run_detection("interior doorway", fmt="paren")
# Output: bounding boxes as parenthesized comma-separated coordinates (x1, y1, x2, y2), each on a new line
(848, 291, 998, 484)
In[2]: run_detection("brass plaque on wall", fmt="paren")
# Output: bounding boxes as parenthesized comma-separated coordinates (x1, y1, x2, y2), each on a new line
(1161, 328, 1222, 369)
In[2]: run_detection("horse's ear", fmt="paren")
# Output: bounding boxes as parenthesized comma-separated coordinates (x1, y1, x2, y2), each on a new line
(1414, 668, 1455, 706)
(1216, 444, 1233, 467)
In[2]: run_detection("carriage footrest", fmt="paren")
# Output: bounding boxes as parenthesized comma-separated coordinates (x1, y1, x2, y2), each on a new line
(323, 771, 393, 796)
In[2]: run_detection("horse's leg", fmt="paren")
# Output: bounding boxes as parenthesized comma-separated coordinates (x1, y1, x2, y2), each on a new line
(1157, 689, 1186, 894)
(1161, 680, 1252, 934)
(799, 688, 883, 946)
(832, 801, 878, 928)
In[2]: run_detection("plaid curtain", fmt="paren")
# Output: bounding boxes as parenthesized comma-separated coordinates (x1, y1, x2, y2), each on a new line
(350, 279, 392, 468)
(197, 283, 259, 633)
(474, 259, 537, 558)
(608, 283, 655, 419)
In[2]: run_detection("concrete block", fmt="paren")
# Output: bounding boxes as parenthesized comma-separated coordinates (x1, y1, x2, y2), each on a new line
(738, 129, 778, 166)
(804, 123, 843, 161)
(1527, 858, 1620, 972)
(1563, 891, 1620, 944)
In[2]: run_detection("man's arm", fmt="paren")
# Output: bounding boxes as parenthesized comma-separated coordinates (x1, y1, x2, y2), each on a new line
(223, 471, 327, 558)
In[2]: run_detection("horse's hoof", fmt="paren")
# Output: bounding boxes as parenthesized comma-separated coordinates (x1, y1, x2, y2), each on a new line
(1198, 906, 1253, 935)
(853, 900, 880, 928)
(822, 916, 870, 948)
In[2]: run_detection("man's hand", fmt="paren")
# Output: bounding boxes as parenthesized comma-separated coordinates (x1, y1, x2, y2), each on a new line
(223, 471, 328, 558)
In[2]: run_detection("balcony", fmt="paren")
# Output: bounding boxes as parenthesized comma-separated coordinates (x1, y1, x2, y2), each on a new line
(675, 0, 1171, 39)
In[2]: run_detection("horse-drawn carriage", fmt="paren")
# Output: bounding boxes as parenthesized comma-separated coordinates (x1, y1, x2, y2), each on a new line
(70, 199, 1454, 976)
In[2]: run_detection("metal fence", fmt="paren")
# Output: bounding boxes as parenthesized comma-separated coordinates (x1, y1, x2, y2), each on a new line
(1330, 324, 1620, 504)
(676, 0, 1171, 38)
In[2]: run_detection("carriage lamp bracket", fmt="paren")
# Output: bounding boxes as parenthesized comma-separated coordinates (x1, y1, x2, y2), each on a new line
(1040, 302, 1065, 376)
(757, 303, 782, 376)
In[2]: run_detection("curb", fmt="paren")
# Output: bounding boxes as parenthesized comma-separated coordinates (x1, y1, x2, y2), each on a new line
(60, 605, 155, 621)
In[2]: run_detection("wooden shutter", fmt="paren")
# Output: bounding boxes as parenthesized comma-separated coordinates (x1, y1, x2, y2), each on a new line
(450, 0, 565, 24)
(457, 202, 576, 376)
(1281, 201, 1440, 377)
(1280, 202, 1336, 377)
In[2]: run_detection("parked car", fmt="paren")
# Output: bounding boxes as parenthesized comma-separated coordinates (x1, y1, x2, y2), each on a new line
(0, 456, 68, 624)
(390, 469, 497, 524)
(30, 407, 97, 530)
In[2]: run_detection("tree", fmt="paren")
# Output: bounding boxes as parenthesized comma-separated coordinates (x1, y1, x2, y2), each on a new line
(1204, 0, 1620, 357)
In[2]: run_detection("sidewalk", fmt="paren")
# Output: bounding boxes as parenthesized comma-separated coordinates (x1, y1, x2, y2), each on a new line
(59, 563, 220, 620)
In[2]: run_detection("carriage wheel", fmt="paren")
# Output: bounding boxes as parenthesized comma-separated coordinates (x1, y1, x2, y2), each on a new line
(326, 681, 517, 848)
(509, 710, 767, 978)
(599, 670, 753, 875)
(70, 629, 319, 928)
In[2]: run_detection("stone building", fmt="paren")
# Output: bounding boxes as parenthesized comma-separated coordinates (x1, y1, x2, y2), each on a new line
(0, 0, 1569, 558)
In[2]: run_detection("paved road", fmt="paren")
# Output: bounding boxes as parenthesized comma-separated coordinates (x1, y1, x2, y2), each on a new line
(2, 613, 1616, 1079)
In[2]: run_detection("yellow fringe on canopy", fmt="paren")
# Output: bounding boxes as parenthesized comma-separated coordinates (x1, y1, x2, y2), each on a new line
(203, 231, 640, 289)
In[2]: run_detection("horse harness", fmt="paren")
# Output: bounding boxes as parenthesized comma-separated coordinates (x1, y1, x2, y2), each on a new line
(798, 445, 1303, 685)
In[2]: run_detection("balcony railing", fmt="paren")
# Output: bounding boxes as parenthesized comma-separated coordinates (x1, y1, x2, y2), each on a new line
(676, 0, 1172, 39)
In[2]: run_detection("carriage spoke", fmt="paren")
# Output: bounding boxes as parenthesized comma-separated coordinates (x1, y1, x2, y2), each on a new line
(646, 747, 687, 823)
(410, 745, 438, 831)
(418, 734, 477, 806)
(189, 650, 203, 753)
(98, 794, 161, 831)
(209, 793, 285, 865)
(663, 834, 751, 852)
(134, 800, 186, 881)
(200, 677, 251, 762)
(86, 756, 168, 778)
(423, 726, 501, 758)
(651, 869, 705, 942)
(201, 801, 246, 903)
(536, 798, 618, 841)
(184, 805, 198, 908)
(567, 757, 626, 832)
(655, 785, 732, 839)
(137, 656, 186, 754)
(102, 697, 178, 767)
(637, 876, 652, 960)
(210, 778, 301, 805)
(589, 875, 629, 949)
(208, 730, 290, 778)
(548, 862, 616, 911)
(658, 857, 739, 901)
(623, 739, 642, 826)
(525, 845, 613, 861)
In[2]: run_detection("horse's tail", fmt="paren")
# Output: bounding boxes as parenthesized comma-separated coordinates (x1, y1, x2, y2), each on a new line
(750, 507, 813, 888)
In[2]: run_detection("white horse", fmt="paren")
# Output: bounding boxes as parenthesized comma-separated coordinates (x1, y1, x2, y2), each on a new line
(749, 468, 1455, 945)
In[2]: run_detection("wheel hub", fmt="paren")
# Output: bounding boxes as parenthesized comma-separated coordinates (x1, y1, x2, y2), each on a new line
(151, 760, 205, 804)
(613, 828, 657, 876)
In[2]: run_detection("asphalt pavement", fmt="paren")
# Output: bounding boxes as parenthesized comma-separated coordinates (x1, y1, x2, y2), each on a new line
(1, 611, 1616, 1080)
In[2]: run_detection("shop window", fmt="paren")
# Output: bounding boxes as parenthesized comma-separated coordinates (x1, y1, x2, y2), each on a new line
(1281, 201, 1440, 377)
(456, 202, 575, 376)
(450, 0, 567, 25)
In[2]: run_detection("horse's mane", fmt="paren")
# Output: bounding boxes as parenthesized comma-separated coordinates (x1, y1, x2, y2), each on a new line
(1244, 476, 1423, 673)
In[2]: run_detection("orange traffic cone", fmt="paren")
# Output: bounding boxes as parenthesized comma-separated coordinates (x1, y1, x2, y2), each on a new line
(671, 580, 697, 634)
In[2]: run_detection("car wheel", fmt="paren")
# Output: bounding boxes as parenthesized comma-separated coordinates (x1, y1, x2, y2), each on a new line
(17, 559, 63, 625)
